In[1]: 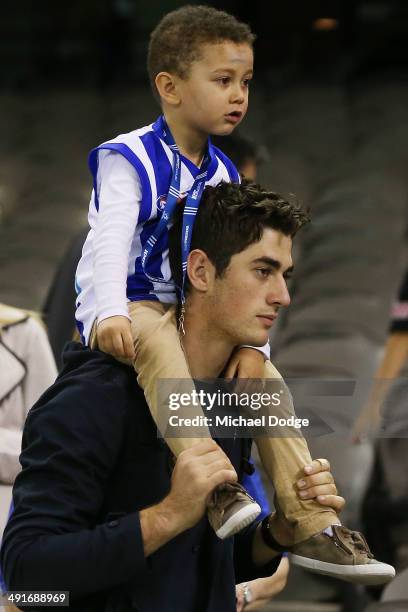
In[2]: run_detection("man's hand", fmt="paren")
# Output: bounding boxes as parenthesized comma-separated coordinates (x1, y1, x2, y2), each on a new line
(236, 556, 289, 611)
(140, 440, 237, 557)
(165, 439, 238, 530)
(253, 458, 345, 565)
(272, 458, 345, 547)
(96, 315, 135, 359)
(296, 458, 345, 512)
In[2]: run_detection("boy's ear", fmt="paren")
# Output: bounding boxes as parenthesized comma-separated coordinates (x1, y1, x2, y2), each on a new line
(187, 249, 215, 292)
(155, 72, 181, 106)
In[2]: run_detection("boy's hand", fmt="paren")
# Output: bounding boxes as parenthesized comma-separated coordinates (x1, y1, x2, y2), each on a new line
(96, 315, 135, 359)
(225, 347, 265, 396)
(225, 347, 265, 379)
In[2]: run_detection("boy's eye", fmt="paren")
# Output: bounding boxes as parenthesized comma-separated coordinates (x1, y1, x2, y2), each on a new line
(218, 77, 230, 85)
(243, 79, 251, 87)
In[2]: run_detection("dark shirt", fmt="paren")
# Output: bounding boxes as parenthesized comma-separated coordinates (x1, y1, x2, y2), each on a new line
(0, 343, 279, 611)
(390, 270, 408, 333)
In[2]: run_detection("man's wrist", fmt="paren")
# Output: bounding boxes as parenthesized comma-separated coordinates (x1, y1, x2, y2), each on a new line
(252, 522, 280, 566)
(156, 494, 190, 535)
(139, 496, 187, 558)
(260, 515, 288, 552)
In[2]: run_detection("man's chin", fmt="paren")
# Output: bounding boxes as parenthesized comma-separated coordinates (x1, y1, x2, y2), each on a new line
(240, 333, 269, 348)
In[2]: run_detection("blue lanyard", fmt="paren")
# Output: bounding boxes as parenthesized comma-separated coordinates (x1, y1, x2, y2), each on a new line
(144, 115, 215, 311)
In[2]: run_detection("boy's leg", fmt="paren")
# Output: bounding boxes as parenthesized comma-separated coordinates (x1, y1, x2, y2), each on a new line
(128, 300, 208, 455)
(256, 360, 339, 544)
(256, 361, 395, 585)
(128, 301, 261, 538)
(89, 303, 204, 451)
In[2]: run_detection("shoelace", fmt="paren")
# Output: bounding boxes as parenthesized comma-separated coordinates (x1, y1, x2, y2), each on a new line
(208, 482, 255, 510)
(334, 526, 374, 558)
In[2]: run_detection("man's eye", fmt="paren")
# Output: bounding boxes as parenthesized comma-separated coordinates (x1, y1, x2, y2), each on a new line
(284, 274, 292, 281)
(256, 268, 271, 278)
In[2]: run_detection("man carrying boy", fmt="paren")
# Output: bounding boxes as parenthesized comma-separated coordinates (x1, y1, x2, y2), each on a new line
(1, 181, 347, 611)
(75, 4, 264, 539)
(74, 5, 394, 583)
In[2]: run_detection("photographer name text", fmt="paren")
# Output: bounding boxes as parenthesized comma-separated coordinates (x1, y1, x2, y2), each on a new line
(168, 415, 309, 429)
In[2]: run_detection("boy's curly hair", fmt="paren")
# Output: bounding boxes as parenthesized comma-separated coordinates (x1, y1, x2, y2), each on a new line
(147, 5, 255, 98)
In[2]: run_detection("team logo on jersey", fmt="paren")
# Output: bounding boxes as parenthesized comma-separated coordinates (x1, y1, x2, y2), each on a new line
(156, 194, 167, 211)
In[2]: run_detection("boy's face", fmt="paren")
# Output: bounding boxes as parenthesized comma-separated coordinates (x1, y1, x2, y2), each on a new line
(204, 228, 293, 348)
(177, 41, 253, 136)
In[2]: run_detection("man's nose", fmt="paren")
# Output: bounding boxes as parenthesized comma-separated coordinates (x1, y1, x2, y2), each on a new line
(267, 278, 291, 307)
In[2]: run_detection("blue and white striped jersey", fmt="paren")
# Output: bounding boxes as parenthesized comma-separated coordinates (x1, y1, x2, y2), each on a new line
(75, 120, 239, 344)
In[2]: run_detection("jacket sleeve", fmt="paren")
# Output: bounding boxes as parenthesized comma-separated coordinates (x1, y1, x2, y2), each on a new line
(0, 373, 149, 602)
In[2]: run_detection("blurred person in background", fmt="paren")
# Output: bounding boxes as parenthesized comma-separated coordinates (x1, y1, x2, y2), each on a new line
(353, 271, 408, 595)
(352, 270, 408, 441)
(0, 303, 57, 487)
(0, 303, 56, 596)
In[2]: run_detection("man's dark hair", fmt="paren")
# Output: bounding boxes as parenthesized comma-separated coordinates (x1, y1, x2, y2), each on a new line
(147, 5, 255, 98)
(169, 180, 310, 295)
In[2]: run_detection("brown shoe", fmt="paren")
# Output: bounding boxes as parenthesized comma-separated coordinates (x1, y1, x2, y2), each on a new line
(290, 525, 395, 585)
(207, 482, 261, 540)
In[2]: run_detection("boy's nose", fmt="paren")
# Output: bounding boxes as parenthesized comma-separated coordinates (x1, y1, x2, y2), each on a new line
(230, 86, 245, 104)
(233, 94, 245, 105)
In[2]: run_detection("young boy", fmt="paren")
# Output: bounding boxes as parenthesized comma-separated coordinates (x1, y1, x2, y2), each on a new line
(75, 6, 393, 584)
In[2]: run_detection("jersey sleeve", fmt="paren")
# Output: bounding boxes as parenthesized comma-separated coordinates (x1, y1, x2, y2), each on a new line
(93, 151, 142, 323)
(239, 341, 271, 360)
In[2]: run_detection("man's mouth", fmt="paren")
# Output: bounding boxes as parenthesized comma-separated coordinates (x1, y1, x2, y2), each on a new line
(257, 314, 277, 327)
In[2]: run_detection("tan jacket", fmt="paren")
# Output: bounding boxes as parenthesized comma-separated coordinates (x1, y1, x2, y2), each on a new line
(0, 304, 57, 484)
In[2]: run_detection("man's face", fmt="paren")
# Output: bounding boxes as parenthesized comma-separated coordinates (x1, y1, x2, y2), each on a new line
(176, 41, 253, 136)
(207, 228, 293, 348)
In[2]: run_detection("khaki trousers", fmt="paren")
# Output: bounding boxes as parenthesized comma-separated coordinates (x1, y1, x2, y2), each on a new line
(93, 300, 338, 543)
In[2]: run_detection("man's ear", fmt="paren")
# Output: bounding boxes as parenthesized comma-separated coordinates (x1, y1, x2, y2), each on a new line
(155, 72, 181, 106)
(187, 249, 215, 292)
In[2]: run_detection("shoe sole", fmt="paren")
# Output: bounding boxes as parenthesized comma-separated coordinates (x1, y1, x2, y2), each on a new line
(216, 502, 261, 540)
(290, 554, 396, 585)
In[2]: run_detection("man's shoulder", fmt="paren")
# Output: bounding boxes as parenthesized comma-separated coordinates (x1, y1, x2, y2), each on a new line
(27, 343, 144, 429)
(60, 341, 135, 386)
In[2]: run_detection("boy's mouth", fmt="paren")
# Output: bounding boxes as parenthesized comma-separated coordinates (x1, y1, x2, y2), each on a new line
(225, 111, 242, 123)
